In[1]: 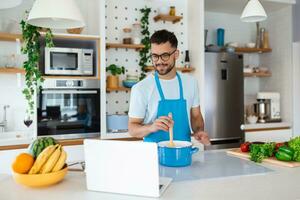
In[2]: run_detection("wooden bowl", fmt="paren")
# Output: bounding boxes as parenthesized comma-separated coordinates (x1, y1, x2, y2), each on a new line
(12, 166, 68, 187)
(67, 28, 83, 34)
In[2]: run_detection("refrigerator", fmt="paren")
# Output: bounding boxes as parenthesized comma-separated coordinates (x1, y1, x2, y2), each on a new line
(204, 52, 244, 149)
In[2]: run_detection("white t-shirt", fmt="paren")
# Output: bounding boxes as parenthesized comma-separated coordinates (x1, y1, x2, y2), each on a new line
(128, 72, 200, 128)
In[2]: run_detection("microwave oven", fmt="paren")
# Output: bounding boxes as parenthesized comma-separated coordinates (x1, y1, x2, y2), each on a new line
(45, 47, 94, 76)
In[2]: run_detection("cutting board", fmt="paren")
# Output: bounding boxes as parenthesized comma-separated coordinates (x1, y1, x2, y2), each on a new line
(226, 148, 300, 168)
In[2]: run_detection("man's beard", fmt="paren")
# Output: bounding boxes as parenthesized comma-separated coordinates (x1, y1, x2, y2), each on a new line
(154, 60, 175, 76)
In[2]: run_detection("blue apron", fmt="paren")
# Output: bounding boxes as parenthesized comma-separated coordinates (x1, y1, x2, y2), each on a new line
(144, 72, 191, 143)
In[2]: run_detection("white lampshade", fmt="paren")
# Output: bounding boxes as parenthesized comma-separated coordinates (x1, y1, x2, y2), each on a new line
(241, 0, 267, 22)
(27, 0, 85, 29)
(0, 0, 22, 9)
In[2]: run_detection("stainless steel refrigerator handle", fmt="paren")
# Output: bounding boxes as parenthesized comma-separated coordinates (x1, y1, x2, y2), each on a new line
(42, 90, 98, 94)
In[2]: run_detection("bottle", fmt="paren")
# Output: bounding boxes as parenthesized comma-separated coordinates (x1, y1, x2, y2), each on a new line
(263, 31, 270, 49)
(217, 28, 225, 47)
(123, 28, 132, 44)
(132, 23, 142, 44)
(260, 28, 265, 49)
(184, 50, 190, 68)
(169, 6, 176, 16)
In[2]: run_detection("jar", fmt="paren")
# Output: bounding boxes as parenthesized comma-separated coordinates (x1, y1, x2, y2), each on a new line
(169, 6, 176, 16)
(132, 23, 142, 45)
(123, 28, 132, 44)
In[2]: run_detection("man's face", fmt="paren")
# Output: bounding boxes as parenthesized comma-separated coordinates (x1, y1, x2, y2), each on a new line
(151, 42, 179, 76)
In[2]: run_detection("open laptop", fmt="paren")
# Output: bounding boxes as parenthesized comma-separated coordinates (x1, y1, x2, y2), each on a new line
(83, 139, 172, 198)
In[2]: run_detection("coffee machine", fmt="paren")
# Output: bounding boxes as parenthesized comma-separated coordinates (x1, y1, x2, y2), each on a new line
(254, 92, 281, 123)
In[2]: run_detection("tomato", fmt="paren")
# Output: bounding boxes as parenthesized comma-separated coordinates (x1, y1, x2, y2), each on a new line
(275, 142, 285, 150)
(240, 142, 250, 152)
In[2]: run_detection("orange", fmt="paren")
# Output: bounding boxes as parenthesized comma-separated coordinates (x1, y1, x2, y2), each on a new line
(12, 153, 34, 174)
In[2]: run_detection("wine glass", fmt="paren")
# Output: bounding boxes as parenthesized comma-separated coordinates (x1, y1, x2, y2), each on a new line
(24, 114, 33, 127)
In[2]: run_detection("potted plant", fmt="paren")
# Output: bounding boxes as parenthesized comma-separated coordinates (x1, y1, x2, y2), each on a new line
(106, 64, 125, 88)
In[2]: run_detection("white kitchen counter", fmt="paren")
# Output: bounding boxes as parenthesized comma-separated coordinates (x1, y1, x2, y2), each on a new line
(1, 150, 300, 200)
(242, 122, 291, 130)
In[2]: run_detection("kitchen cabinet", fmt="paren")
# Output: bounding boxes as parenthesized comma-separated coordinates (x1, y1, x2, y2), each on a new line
(245, 129, 292, 142)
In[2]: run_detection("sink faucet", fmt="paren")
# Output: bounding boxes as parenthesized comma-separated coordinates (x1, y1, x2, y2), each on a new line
(0, 105, 10, 132)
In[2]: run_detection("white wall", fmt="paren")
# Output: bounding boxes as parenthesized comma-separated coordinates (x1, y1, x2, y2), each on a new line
(204, 11, 256, 45)
(292, 43, 300, 136)
(0, 74, 33, 133)
(0, 0, 100, 35)
(260, 6, 293, 123)
(292, 0, 300, 135)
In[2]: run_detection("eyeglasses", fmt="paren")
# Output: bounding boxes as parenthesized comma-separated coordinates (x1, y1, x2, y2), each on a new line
(150, 49, 177, 62)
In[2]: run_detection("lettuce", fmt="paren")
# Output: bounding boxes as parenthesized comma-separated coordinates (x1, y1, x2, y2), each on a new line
(288, 136, 300, 162)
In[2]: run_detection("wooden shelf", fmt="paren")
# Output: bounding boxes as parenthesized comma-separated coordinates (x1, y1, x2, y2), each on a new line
(106, 87, 131, 92)
(144, 66, 195, 73)
(244, 71, 271, 77)
(0, 32, 101, 42)
(0, 67, 25, 74)
(43, 75, 100, 80)
(235, 48, 272, 53)
(0, 32, 22, 42)
(106, 43, 145, 50)
(153, 14, 183, 24)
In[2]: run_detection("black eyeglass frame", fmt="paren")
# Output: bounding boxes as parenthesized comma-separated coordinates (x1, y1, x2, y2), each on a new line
(150, 49, 177, 62)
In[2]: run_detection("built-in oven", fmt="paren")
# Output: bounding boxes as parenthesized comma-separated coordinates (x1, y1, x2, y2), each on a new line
(37, 79, 100, 139)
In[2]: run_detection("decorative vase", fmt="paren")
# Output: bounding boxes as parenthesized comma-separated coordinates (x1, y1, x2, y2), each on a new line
(107, 75, 119, 88)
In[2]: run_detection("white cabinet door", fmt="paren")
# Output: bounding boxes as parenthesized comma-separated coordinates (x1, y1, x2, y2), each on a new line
(245, 129, 292, 142)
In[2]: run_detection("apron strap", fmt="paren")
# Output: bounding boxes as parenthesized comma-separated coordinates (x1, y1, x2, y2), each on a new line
(154, 72, 165, 100)
(176, 73, 184, 100)
(154, 72, 184, 100)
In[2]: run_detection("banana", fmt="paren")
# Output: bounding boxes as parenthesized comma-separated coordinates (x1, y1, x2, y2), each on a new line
(40, 145, 62, 174)
(28, 144, 57, 174)
(52, 148, 67, 172)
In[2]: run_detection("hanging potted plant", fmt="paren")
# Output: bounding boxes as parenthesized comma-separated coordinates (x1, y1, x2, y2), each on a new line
(106, 64, 125, 88)
(139, 7, 151, 80)
(20, 17, 54, 125)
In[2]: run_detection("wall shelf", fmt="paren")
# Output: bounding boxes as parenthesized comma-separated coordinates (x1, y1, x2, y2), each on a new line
(0, 32, 22, 42)
(144, 66, 195, 73)
(106, 87, 131, 92)
(106, 43, 145, 50)
(43, 75, 100, 80)
(0, 32, 101, 42)
(0, 67, 25, 74)
(235, 48, 272, 53)
(244, 72, 271, 77)
(153, 14, 183, 24)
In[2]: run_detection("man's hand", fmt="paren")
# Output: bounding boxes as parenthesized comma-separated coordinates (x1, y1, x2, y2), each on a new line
(149, 116, 174, 132)
(193, 131, 211, 145)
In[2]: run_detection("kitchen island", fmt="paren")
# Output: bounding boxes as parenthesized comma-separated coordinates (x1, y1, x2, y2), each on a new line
(1, 150, 299, 200)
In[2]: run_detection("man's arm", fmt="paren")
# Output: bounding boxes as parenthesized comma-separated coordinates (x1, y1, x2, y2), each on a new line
(190, 106, 210, 145)
(128, 117, 174, 138)
(191, 106, 205, 132)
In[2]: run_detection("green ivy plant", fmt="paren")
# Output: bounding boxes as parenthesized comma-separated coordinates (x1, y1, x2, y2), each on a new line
(106, 64, 125, 76)
(139, 7, 151, 80)
(20, 19, 54, 115)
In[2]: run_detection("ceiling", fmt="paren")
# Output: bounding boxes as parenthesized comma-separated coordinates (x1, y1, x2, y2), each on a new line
(205, 0, 295, 15)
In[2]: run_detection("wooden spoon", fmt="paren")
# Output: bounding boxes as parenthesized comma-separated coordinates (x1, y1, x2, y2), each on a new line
(168, 112, 175, 147)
